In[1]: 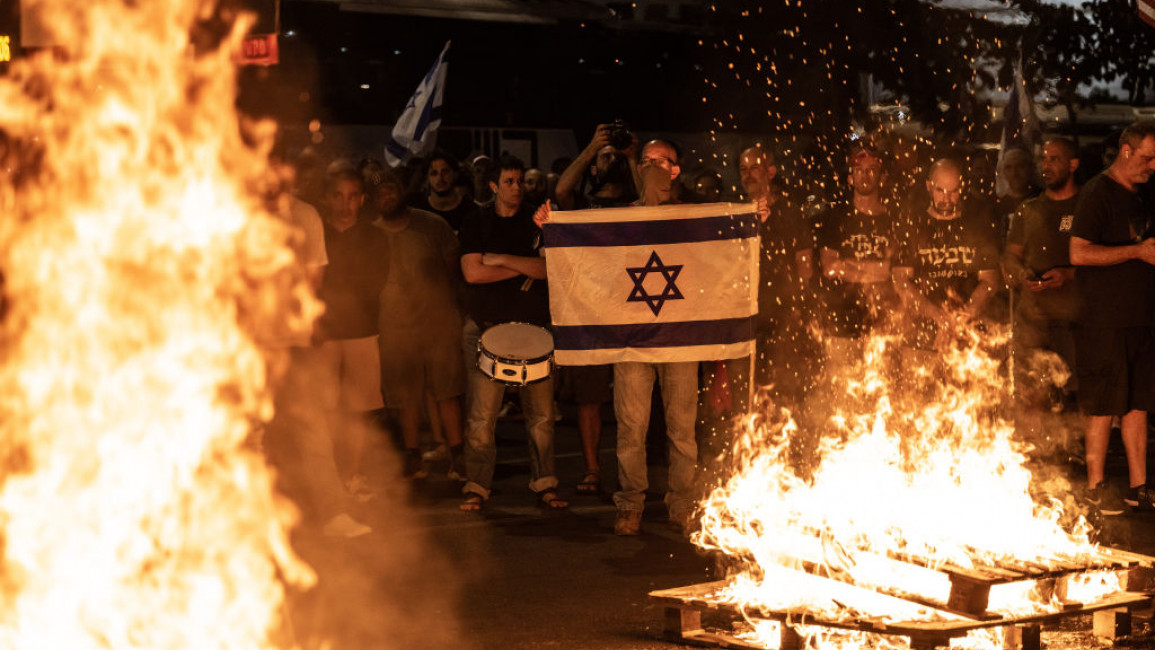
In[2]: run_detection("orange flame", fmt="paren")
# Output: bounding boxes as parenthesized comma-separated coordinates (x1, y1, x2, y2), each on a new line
(695, 324, 1115, 647)
(0, 1, 314, 647)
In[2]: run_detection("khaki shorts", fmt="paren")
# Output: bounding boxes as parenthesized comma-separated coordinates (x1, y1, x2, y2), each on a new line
(314, 336, 384, 412)
(379, 324, 465, 407)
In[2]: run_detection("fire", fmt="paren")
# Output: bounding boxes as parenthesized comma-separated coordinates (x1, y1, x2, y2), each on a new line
(694, 323, 1116, 648)
(0, 1, 314, 648)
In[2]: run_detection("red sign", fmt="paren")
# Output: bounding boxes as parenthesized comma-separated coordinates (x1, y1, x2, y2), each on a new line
(239, 33, 278, 66)
(1141, 0, 1155, 28)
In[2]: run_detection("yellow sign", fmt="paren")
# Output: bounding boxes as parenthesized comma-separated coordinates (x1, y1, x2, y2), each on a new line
(0, 36, 10, 63)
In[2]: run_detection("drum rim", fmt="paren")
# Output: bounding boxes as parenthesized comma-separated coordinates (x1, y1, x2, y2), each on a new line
(478, 348, 553, 366)
(479, 321, 554, 346)
(477, 355, 554, 385)
(476, 321, 555, 386)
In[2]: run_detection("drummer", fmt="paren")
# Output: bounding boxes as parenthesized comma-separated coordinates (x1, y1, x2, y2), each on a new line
(458, 155, 568, 511)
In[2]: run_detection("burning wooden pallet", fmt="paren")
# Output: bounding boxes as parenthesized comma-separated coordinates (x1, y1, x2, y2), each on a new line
(650, 545, 1155, 650)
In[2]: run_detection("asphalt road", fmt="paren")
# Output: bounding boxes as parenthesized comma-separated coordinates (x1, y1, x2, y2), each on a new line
(276, 406, 1155, 650)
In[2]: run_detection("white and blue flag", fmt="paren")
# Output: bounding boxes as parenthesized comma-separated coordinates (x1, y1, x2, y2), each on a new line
(385, 41, 450, 167)
(543, 203, 759, 365)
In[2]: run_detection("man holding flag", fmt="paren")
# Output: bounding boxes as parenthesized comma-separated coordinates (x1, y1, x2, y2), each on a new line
(537, 139, 759, 536)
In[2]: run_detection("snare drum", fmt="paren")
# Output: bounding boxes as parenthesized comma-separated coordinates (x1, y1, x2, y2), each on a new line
(477, 322, 554, 385)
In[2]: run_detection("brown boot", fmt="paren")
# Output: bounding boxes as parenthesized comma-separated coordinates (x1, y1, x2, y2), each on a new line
(614, 509, 642, 536)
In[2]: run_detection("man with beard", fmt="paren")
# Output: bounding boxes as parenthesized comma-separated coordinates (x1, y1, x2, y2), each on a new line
(1004, 138, 1081, 421)
(372, 169, 467, 482)
(547, 125, 637, 496)
(730, 145, 814, 404)
(409, 150, 477, 234)
(817, 143, 895, 366)
(524, 167, 548, 207)
(997, 148, 1040, 241)
(892, 159, 1001, 351)
(555, 123, 638, 210)
(1070, 121, 1155, 513)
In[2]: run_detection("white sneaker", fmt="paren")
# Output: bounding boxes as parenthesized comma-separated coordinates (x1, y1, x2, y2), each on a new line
(346, 474, 377, 503)
(422, 444, 448, 462)
(322, 513, 371, 538)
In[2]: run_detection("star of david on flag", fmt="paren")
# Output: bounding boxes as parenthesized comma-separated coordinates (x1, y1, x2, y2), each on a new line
(542, 202, 759, 365)
(627, 251, 684, 315)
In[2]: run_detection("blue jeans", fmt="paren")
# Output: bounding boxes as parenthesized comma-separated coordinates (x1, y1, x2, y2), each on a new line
(612, 361, 699, 517)
(462, 320, 558, 499)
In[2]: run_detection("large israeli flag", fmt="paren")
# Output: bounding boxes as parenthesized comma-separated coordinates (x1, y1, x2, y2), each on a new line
(385, 41, 450, 167)
(543, 203, 759, 365)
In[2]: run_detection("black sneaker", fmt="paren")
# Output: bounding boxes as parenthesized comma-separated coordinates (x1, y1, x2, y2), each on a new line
(1086, 484, 1125, 516)
(448, 453, 467, 482)
(402, 449, 428, 479)
(1124, 484, 1155, 512)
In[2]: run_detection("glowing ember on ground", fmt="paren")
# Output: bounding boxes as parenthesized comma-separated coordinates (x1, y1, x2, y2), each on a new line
(693, 325, 1122, 648)
(0, 1, 314, 648)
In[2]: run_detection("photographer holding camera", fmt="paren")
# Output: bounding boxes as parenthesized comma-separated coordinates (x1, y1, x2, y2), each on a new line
(555, 122, 639, 210)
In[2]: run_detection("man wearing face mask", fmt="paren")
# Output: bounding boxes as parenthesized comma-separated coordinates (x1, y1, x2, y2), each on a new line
(534, 140, 704, 534)
(609, 139, 700, 536)
(555, 123, 638, 210)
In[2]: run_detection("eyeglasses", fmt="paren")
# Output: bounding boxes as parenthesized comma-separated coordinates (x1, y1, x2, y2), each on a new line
(640, 155, 675, 170)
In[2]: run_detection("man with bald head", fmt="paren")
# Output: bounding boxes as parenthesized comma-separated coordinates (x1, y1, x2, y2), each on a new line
(733, 145, 814, 400)
(1069, 121, 1155, 513)
(542, 138, 700, 534)
(610, 138, 700, 536)
(892, 158, 1001, 349)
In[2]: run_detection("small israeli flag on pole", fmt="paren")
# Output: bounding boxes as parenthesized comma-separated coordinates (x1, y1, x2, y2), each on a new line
(385, 41, 450, 167)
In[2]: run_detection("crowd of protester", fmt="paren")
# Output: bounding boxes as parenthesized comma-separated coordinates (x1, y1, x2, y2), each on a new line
(270, 119, 1155, 538)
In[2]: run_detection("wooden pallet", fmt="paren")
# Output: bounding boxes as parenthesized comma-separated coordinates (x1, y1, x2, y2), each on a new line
(753, 534, 1155, 619)
(650, 545, 1155, 650)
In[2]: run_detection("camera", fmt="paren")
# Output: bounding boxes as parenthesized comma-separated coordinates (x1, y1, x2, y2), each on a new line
(607, 119, 632, 151)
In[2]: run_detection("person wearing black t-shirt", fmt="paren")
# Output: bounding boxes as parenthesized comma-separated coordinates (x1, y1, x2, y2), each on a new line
(698, 146, 816, 483)
(1005, 138, 1082, 436)
(315, 170, 389, 485)
(893, 159, 1001, 351)
(1070, 121, 1155, 514)
(408, 150, 478, 235)
(458, 156, 566, 512)
(817, 144, 896, 367)
(995, 147, 1040, 244)
(735, 146, 815, 402)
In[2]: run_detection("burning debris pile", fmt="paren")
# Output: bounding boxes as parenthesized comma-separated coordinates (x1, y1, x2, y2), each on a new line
(662, 329, 1154, 649)
(0, 1, 314, 648)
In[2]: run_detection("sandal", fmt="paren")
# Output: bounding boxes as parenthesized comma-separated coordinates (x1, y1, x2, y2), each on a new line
(536, 487, 569, 510)
(459, 491, 484, 512)
(576, 471, 601, 495)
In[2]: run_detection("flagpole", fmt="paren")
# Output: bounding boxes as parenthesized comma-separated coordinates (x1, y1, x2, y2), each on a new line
(747, 348, 756, 418)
